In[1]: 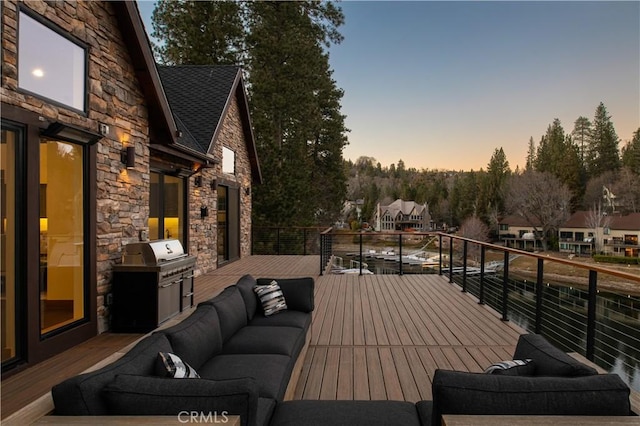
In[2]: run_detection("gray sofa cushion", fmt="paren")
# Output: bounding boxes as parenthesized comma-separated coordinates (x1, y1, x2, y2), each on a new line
(52, 333, 173, 415)
(513, 334, 598, 377)
(431, 369, 631, 426)
(198, 353, 292, 400)
(249, 310, 311, 330)
(256, 277, 314, 313)
(209, 286, 249, 342)
(257, 398, 277, 426)
(415, 400, 434, 426)
(103, 374, 259, 426)
(236, 274, 259, 321)
(270, 400, 421, 426)
(159, 304, 223, 370)
(222, 326, 305, 357)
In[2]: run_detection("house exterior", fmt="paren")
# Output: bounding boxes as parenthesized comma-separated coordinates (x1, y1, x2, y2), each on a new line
(373, 199, 431, 232)
(1, 1, 260, 376)
(499, 212, 640, 257)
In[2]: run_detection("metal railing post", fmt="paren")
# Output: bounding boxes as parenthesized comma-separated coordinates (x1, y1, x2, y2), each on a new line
(438, 234, 443, 275)
(586, 270, 598, 361)
(501, 250, 509, 321)
(359, 232, 363, 276)
(399, 233, 403, 276)
(478, 246, 485, 304)
(276, 228, 281, 255)
(303, 228, 307, 256)
(462, 240, 468, 292)
(320, 233, 324, 276)
(535, 258, 544, 333)
(448, 235, 454, 284)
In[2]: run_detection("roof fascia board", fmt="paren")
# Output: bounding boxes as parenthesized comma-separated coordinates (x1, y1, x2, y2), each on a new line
(112, 1, 178, 145)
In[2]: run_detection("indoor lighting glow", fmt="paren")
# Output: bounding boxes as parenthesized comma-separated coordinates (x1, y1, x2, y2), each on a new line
(32, 68, 44, 78)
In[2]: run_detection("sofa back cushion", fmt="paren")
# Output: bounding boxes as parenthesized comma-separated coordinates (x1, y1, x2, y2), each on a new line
(236, 274, 259, 321)
(52, 333, 173, 415)
(160, 304, 223, 370)
(256, 277, 314, 313)
(513, 333, 598, 377)
(431, 369, 631, 426)
(210, 285, 248, 342)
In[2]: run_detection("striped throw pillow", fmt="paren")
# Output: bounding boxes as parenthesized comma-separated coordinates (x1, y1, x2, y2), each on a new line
(253, 280, 288, 316)
(484, 359, 534, 376)
(156, 352, 200, 378)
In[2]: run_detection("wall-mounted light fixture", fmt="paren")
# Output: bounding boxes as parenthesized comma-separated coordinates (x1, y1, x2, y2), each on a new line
(121, 146, 136, 169)
(41, 121, 102, 145)
(194, 176, 202, 187)
(210, 179, 218, 191)
(245, 186, 251, 196)
(200, 206, 208, 218)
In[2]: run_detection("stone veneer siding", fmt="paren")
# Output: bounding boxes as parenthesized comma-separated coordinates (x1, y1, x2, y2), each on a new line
(1, 0, 151, 333)
(189, 92, 253, 276)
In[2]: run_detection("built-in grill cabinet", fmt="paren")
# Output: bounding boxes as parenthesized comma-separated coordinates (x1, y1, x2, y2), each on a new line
(111, 239, 196, 333)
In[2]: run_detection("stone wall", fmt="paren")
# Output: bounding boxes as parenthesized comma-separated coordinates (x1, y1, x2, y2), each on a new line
(1, 0, 151, 333)
(188, 91, 253, 276)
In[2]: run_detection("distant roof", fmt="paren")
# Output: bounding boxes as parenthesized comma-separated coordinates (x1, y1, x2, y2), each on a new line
(157, 65, 261, 183)
(381, 199, 428, 216)
(565, 211, 640, 231)
(499, 214, 542, 227)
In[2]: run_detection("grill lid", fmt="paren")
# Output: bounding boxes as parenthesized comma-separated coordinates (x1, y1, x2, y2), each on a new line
(122, 239, 187, 265)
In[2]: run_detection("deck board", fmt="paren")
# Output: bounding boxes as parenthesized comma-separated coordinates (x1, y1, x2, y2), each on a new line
(295, 273, 523, 401)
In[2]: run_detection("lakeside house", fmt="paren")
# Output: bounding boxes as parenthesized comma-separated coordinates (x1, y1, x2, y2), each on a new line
(373, 199, 432, 232)
(499, 212, 640, 258)
(1, 0, 260, 376)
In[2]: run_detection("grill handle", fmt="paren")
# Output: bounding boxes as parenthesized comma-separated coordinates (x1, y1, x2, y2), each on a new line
(160, 279, 182, 288)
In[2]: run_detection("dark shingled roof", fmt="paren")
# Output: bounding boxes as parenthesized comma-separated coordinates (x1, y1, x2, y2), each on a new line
(157, 65, 241, 155)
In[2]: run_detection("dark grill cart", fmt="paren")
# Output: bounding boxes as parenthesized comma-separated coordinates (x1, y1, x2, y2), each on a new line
(111, 239, 195, 332)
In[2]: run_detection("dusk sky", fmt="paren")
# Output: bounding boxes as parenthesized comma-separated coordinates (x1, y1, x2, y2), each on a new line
(137, 1, 640, 171)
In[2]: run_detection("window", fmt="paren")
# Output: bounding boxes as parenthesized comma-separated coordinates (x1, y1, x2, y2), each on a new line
(18, 10, 86, 111)
(150, 173, 185, 244)
(222, 147, 235, 175)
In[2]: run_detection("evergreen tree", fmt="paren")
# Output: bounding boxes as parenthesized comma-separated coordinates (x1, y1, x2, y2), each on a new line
(246, 1, 347, 226)
(151, 1, 244, 65)
(484, 147, 510, 215)
(587, 102, 621, 177)
(571, 116, 592, 167)
(622, 128, 640, 175)
(525, 137, 536, 171)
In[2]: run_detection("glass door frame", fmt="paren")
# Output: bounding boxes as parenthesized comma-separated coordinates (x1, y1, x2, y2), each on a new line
(1, 105, 97, 375)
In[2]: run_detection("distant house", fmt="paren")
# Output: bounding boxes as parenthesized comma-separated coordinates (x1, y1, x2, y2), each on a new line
(373, 199, 431, 232)
(498, 215, 544, 251)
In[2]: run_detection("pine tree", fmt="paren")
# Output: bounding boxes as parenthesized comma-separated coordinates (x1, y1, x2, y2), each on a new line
(525, 137, 536, 171)
(571, 116, 592, 167)
(587, 102, 621, 177)
(484, 147, 510, 215)
(622, 128, 640, 175)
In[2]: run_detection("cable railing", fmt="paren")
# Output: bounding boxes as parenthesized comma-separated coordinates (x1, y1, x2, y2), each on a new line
(316, 229, 640, 391)
(251, 226, 326, 256)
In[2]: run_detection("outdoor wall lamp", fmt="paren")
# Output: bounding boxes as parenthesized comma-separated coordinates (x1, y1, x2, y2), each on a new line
(121, 146, 136, 169)
(245, 186, 251, 196)
(194, 176, 203, 187)
(211, 179, 218, 191)
(200, 206, 208, 218)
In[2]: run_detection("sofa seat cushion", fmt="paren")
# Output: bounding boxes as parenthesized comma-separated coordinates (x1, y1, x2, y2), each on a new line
(222, 326, 305, 357)
(52, 333, 173, 415)
(103, 374, 259, 426)
(513, 334, 598, 377)
(198, 354, 292, 400)
(270, 400, 421, 426)
(159, 304, 222, 370)
(415, 400, 434, 426)
(431, 369, 631, 426)
(249, 310, 311, 330)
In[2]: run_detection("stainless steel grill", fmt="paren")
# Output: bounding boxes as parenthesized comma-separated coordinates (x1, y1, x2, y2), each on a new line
(111, 239, 196, 332)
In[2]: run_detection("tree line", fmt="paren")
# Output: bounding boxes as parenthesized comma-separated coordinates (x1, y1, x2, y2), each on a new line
(346, 102, 640, 248)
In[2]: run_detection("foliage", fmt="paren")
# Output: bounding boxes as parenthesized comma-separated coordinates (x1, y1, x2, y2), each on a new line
(622, 128, 640, 175)
(587, 102, 621, 177)
(152, 1, 348, 227)
(593, 255, 640, 265)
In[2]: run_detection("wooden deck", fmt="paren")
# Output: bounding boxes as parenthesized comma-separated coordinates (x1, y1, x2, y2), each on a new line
(294, 273, 522, 402)
(2, 255, 525, 421)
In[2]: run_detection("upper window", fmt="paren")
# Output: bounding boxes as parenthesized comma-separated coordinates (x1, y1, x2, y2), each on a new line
(18, 10, 86, 111)
(222, 147, 236, 175)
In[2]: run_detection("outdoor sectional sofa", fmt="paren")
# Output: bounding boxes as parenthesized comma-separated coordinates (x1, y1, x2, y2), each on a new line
(51, 274, 635, 426)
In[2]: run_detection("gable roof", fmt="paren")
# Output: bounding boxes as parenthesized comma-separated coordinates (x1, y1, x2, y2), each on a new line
(564, 211, 640, 231)
(381, 199, 428, 217)
(157, 65, 262, 184)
